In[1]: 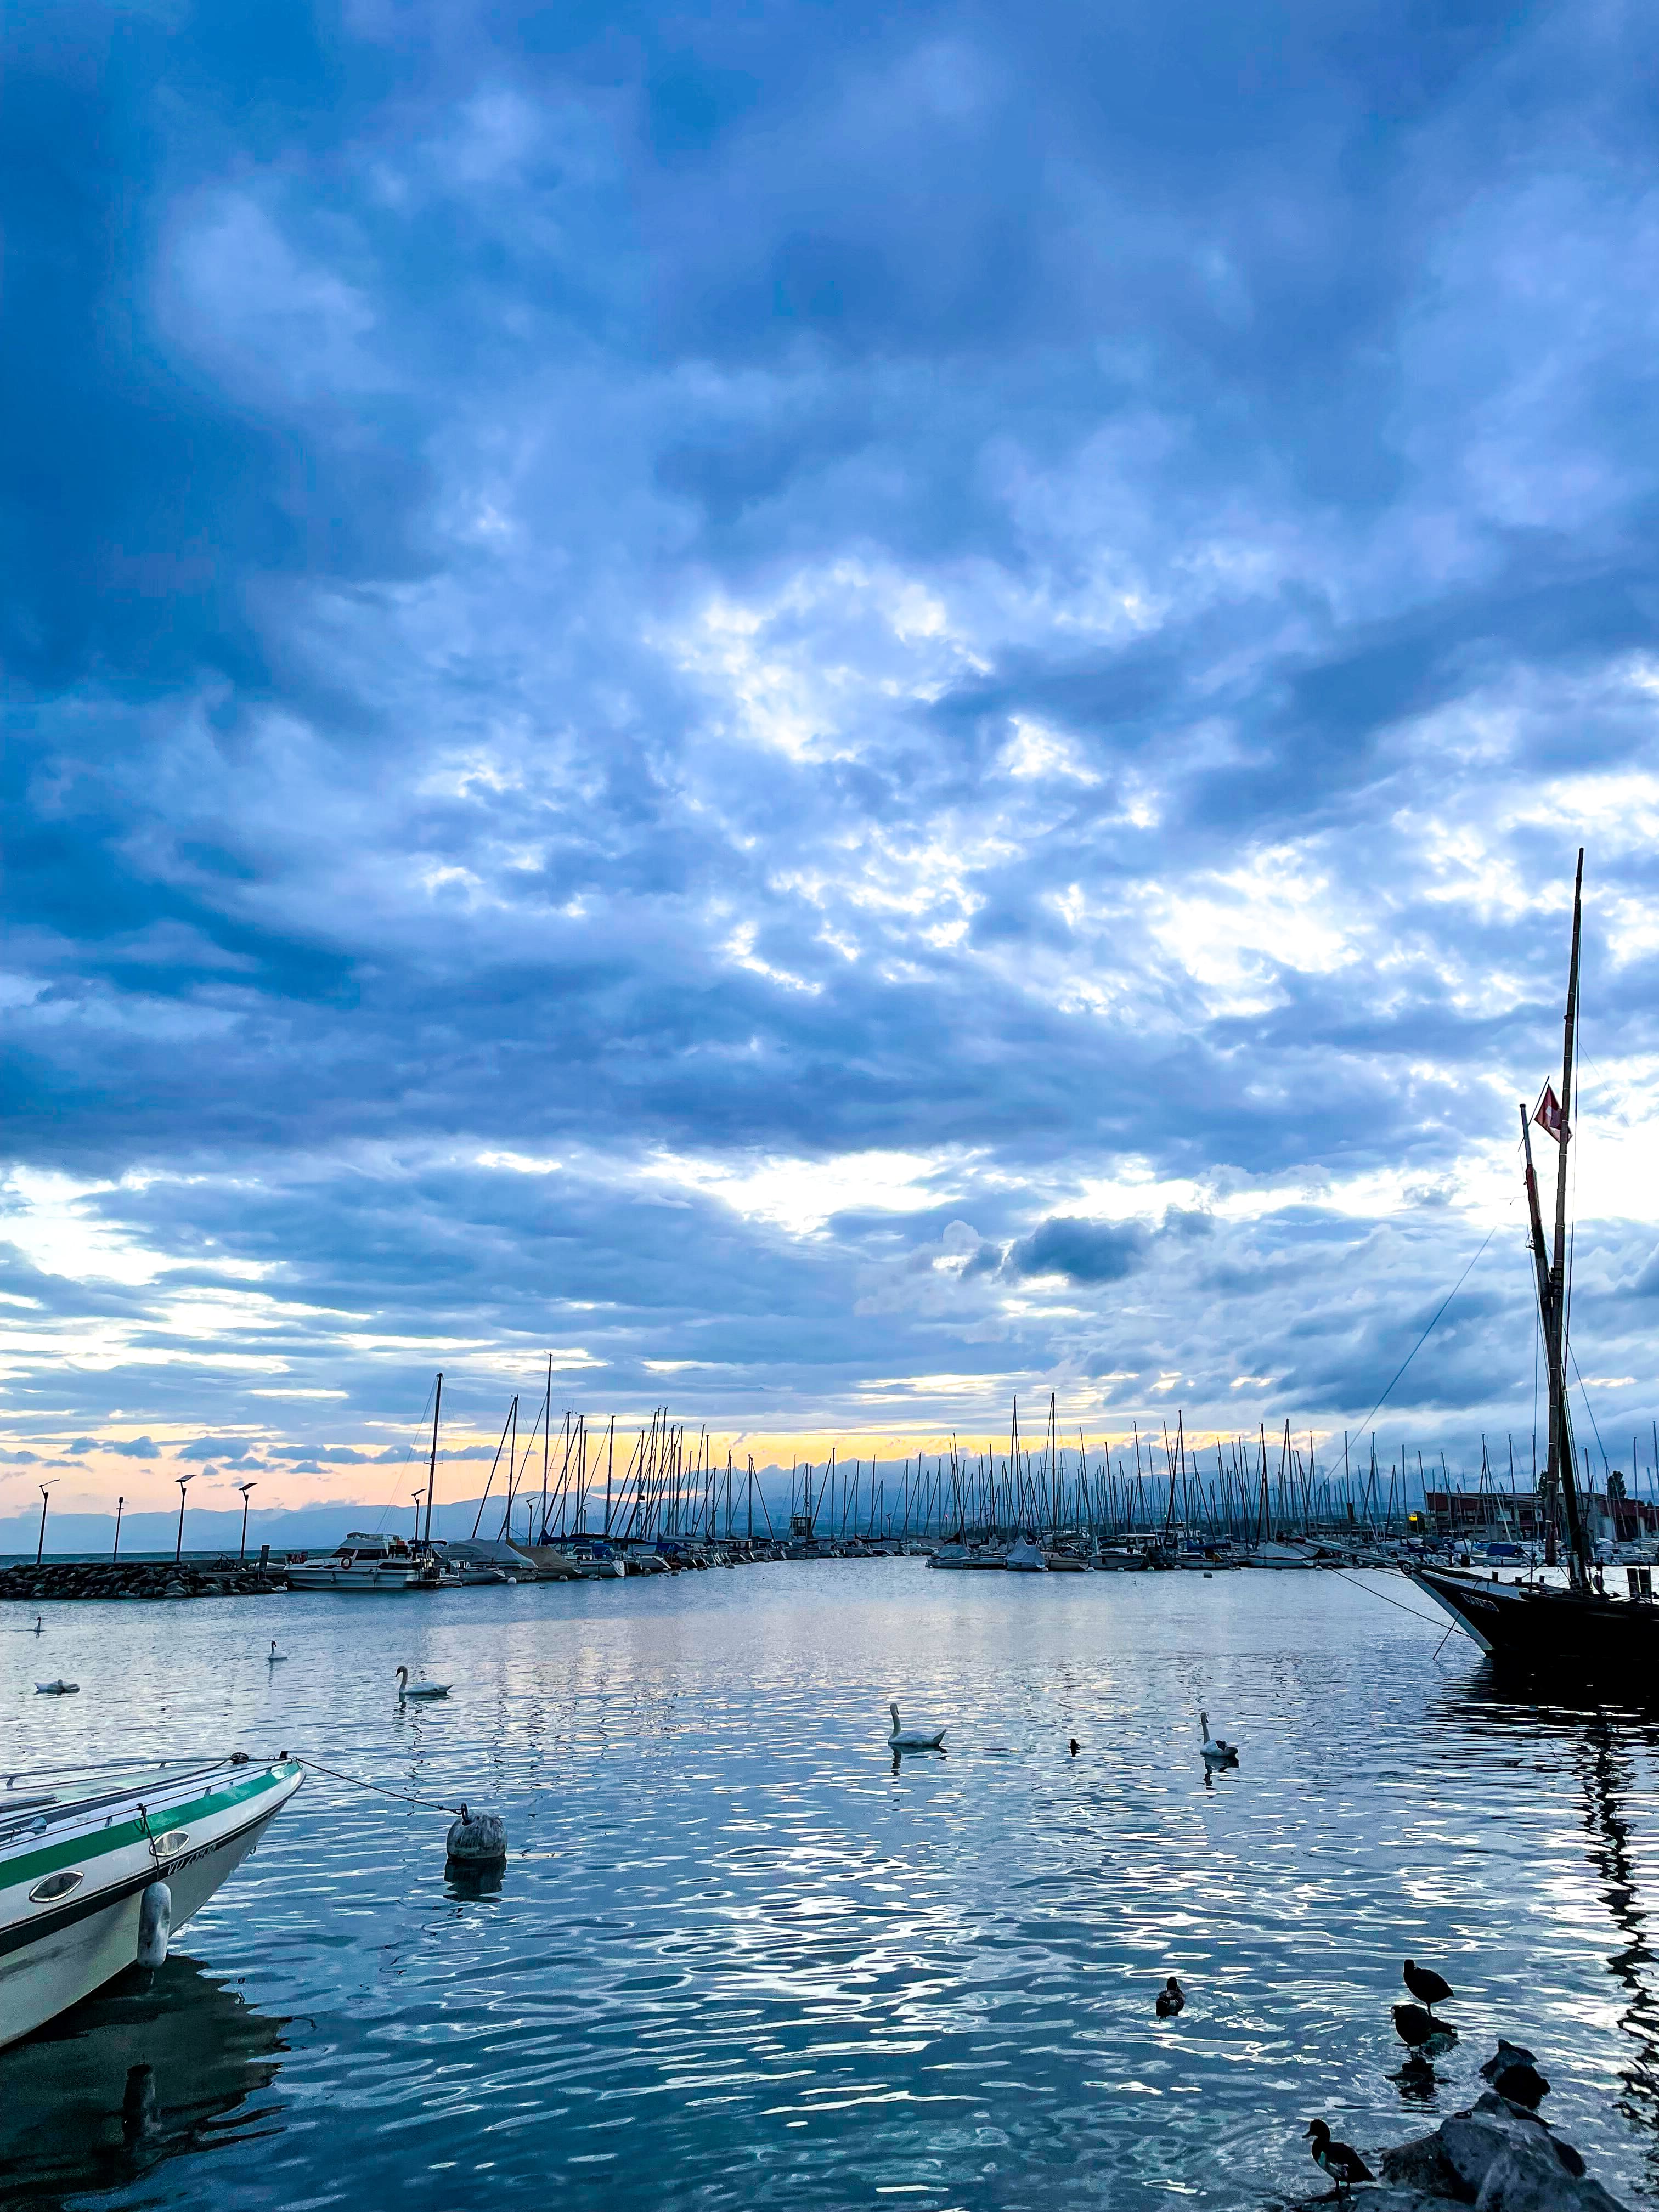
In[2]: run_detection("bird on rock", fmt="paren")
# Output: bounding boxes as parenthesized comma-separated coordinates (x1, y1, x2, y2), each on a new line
(1155, 1976, 1185, 2017)
(1493, 2061, 1550, 2110)
(1392, 2002, 1436, 2050)
(1403, 1959, 1454, 2015)
(1305, 2121, 1374, 2198)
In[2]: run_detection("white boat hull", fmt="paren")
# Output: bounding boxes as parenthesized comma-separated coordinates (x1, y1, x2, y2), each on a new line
(285, 1566, 419, 1592)
(1, 1759, 302, 2049)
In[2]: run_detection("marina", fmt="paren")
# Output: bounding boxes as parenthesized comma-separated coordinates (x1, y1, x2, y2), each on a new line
(4, 1565, 1659, 2211)
(5, 1, 1654, 2201)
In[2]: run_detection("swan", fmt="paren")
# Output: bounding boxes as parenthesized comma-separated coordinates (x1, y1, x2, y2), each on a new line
(396, 1664, 451, 1702)
(35, 1680, 78, 1695)
(1199, 1711, 1239, 1766)
(268, 1640, 289, 1663)
(888, 1701, 945, 1749)
(32, 1616, 42, 1635)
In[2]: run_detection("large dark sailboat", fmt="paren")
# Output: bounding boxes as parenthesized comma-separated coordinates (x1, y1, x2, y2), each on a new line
(1407, 851, 1659, 1678)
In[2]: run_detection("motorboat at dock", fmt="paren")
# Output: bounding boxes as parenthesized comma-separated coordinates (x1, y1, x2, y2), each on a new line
(284, 1533, 427, 1592)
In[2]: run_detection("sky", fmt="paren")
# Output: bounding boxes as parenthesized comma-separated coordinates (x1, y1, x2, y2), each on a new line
(7, 0, 1659, 1530)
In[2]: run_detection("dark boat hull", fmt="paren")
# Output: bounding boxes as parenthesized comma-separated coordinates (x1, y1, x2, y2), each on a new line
(1409, 1566, 1659, 1675)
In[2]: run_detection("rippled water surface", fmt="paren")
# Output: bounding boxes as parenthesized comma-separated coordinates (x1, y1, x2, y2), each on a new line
(6, 1564, 1659, 2212)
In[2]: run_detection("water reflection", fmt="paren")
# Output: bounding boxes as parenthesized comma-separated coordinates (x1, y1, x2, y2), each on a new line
(1576, 1719, 1659, 2188)
(1436, 1664, 1659, 2184)
(0, 1955, 287, 2203)
(9, 1570, 1659, 2212)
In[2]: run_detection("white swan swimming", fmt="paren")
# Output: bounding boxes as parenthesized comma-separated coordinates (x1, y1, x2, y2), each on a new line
(1199, 1711, 1239, 1765)
(396, 1664, 451, 1702)
(888, 1700, 946, 1749)
(268, 1641, 289, 1662)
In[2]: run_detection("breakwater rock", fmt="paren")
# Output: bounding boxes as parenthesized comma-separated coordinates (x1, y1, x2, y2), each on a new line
(1278, 2090, 1628, 2212)
(1, 1560, 286, 1602)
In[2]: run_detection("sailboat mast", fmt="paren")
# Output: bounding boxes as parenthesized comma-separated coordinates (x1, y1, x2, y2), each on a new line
(540, 1354, 551, 1542)
(425, 1370, 442, 1545)
(1547, 848, 1590, 1589)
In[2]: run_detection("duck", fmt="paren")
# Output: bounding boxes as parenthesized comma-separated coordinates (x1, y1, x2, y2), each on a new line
(268, 1641, 289, 1663)
(396, 1665, 451, 1702)
(1305, 2119, 1374, 2197)
(888, 1702, 946, 1749)
(1403, 1959, 1453, 2015)
(1492, 2060, 1550, 2110)
(1392, 2002, 1437, 2050)
(35, 1680, 78, 1695)
(1069, 1738, 1080, 1757)
(1199, 1712, 1239, 1766)
(1155, 1976, 1184, 2017)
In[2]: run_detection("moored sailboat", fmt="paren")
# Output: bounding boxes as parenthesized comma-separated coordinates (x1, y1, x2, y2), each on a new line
(1407, 852, 1659, 1678)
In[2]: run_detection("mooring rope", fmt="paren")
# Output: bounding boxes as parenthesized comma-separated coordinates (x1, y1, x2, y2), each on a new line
(1321, 1563, 1460, 1632)
(296, 1755, 466, 1818)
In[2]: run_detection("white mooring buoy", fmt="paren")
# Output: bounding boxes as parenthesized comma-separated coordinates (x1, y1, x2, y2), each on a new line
(137, 1879, 172, 1967)
(445, 1803, 507, 1864)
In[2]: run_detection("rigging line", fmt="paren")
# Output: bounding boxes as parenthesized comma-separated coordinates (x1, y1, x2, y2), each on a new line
(375, 1374, 438, 1536)
(1348, 1210, 1510, 1442)
(1321, 1564, 1460, 1633)
(1568, 1342, 1615, 1474)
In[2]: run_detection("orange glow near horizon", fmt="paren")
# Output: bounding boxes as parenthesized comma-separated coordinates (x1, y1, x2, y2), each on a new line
(1, 1416, 1348, 1520)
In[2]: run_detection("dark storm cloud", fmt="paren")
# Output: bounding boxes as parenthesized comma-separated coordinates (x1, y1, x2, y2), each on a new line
(5, 0, 1659, 1487)
(1006, 1218, 1149, 1285)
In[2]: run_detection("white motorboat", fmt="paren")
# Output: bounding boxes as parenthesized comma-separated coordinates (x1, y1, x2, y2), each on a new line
(0, 1753, 303, 2049)
(285, 1532, 423, 1592)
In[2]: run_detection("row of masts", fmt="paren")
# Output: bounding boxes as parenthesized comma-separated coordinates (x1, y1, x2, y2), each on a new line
(406, 1370, 1633, 1548)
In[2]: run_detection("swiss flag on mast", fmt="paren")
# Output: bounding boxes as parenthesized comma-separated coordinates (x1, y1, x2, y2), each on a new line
(1534, 1083, 1570, 1142)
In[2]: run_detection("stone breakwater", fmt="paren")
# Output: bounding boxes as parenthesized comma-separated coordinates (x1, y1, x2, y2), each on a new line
(1, 1560, 286, 1602)
(1279, 2089, 1628, 2212)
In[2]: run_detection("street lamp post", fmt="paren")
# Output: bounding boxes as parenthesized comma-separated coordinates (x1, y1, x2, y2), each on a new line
(112, 1496, 125, 1561)
(234, 1480, 258, 1561)
(36, 1481, 59, 1567)
(174, 1475, 195, 1564)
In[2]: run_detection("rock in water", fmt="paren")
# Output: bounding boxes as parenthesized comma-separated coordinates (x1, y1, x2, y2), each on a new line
(445, 1805, 507, 1864)
(1482, 2040, 1542, 2080)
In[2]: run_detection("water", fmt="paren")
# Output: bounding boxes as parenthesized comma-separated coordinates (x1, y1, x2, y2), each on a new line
(5, 1565, 1659, 2212)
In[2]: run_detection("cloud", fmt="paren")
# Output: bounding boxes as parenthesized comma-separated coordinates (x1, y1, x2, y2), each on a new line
(5, 0, 1659, 1494)
(1005, 1218, 1149, 1285)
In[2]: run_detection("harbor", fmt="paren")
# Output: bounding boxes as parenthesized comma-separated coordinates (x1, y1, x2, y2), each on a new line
(5, 0, 1654, 2199)
(5, 1564, 1657, 2212)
